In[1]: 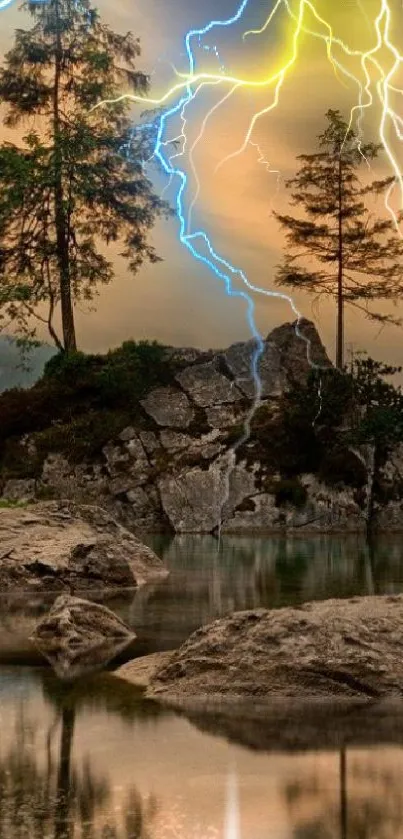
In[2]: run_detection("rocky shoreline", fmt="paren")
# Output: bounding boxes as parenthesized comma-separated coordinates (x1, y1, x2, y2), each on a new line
(116, 595, 403, 703)
(110, 594, 403, 750)
(0, 500, 168, 592)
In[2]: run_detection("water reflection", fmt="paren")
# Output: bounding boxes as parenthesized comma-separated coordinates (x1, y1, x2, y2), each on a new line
(2, 668, 403, 839)
(0, 669, 162, 838)
(2, 534, 403, 662)
(286, 747, 403, 839)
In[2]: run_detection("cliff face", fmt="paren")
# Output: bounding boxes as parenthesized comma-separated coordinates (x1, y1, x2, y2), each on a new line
(0, 319, 401, 534)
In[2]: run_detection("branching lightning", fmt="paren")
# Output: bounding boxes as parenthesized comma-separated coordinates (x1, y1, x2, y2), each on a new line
(91, 0, 403, 529)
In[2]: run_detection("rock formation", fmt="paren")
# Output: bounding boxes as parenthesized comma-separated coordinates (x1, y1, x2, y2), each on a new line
(31, 594, 136, 679)
(0, 500, 167, 591)
(1, 318, 401, 533)
(147, 595, 403, 701)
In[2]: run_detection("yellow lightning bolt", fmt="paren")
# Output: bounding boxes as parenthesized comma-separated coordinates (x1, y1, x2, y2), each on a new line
(93, 0, 403, 235)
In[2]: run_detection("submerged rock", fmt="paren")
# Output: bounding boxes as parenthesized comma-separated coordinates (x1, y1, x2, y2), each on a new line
(0, 500, 167, 591)
(31, 595, 136, 679)
(148, 595, 403, 701)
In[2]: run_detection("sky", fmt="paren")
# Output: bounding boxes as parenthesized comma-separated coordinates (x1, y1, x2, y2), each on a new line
(0, 0, 403, 366)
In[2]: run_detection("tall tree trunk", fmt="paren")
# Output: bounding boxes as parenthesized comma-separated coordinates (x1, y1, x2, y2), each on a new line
(365, 443, 378, 537)
(53, 0, 77, 352)
(336, 150, 344, 370)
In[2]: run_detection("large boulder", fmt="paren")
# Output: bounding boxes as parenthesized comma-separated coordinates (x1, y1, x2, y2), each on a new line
(267, 317, 332, 385)
(158, 464, 227, 533)
(223, 340, 285, 399)
(158, 460, 256, 532)
(176, 361, 243, 407)
(31, 595, 136, 679)
(141, 386, 194, 428)
(148, 595, 403, 701)
(0, 501, 167, 591)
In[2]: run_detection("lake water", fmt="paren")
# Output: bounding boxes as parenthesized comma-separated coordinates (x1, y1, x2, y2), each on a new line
(1, 533, 403, 839)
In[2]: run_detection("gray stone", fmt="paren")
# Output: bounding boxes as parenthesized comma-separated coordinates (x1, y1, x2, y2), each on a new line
(108, 475, 137, 497)
(0, 501, 168, 591)
(297, 475, 365, 531)
(126, 436, 147, 461)
(149, 595, 403, 701)
(222, 462, 258, 518)
(2, 479, 36, 502)
(160, 430, 190, 452)
(141, 386, 194, 428)
(176, 362, 242, 407)
(102, 444, 130, 476)
(164, 346, 213, 365)
(41, 453, 71, 488)
(267, 317, 332, 385)
(31, 595, 136, 679)
(223, 340, 284, 399)
(158, 463, 228, 533)
(223, 492, 280, 532)
(119, 426, 137, 443)
(126, 486, 153, 515)
(158, 457, 261, 533)
(198, 443, 222, 460)
(139, 431, 159, 454)
(206, 405, 241, 429)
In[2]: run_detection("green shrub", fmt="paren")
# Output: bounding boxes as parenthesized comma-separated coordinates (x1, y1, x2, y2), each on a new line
(0, 340, 172, 471)
(34, 409, 134, 462)
(319, 446, 367, 488)
(43, 341, 171, 408)
(43, 350, 99, 382)
(272, 478, 308, 508)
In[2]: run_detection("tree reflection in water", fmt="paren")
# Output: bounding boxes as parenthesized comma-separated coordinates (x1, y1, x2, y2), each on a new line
(285, 747, 403, 839)
(0, 671, 160, 839)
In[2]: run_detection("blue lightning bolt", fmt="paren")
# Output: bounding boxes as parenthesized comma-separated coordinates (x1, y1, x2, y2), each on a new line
(146, 0, 321, 531)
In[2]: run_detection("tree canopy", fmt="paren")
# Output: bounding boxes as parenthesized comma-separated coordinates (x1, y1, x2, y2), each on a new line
(274, 109, 403, 368)
(0, 0, 169, 350)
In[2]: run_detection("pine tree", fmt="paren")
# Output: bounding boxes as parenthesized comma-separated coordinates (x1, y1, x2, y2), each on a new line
(274, 109, 403, 369)
(0, 0, 169, 351)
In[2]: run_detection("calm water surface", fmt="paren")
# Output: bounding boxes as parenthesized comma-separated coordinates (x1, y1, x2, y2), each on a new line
(1, 534, 403, 838)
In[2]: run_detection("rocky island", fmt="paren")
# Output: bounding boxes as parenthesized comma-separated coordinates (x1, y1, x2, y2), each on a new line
(0, 318, 402, 534)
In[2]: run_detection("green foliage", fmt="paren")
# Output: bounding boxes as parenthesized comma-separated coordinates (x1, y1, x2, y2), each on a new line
(0, 0, 171, 349)
(0, 340, 172, 474)
(34, 409, 134, 462)
(348, 355, 403, 453)
(271, 478, 308, 508)
(277, 354, 403, 489)
(275, 108, 403, 367)
(43, 350, 97, 381)
(0, 498, 28, 508)
(43, 341, 170, 406)
(247, 395, 322, 478)
(318, 446, 367, 489)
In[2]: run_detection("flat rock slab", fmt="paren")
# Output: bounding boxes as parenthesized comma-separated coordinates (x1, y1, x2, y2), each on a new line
(117, 651, 174, 688)
(32, 595, 136, 680)
(0, 501, 167, 591)
(141, 386, 194, 428)
(148, 595, 403, 701)
(176, 362, 242, 407)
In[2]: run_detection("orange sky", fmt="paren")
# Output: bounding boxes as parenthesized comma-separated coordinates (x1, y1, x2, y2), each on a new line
(0, 0, 403, 368)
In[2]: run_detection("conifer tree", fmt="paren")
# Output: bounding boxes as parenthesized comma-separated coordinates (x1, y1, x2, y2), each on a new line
(274, 109, 403, 368)
(0, 0, 168, 351)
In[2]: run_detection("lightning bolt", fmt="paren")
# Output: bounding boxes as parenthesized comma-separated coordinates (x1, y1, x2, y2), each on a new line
(93, 0, 402, 530)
